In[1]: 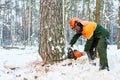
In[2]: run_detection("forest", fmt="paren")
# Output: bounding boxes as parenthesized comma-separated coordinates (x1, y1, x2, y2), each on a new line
(0, 0, 119, 46)
(0, 0, 40, 46)
(0, 0, 120, 80)
(0, 0, 120, 62)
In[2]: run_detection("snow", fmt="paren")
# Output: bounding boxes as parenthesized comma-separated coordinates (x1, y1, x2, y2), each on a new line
(0, 45, 120, 80)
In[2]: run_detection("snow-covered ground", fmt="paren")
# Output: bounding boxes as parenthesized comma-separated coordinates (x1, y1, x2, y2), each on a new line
(0, 45, 120, 80)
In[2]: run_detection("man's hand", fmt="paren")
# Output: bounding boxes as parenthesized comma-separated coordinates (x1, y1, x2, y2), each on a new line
(67, 47, 74, 59)
(67, 44, 72, 49)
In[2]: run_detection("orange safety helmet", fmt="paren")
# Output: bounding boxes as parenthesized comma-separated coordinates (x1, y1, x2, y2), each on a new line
(69, 17, 81, 28)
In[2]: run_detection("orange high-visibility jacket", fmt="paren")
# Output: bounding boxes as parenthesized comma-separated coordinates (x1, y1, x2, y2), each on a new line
(82, 22, 96, 39)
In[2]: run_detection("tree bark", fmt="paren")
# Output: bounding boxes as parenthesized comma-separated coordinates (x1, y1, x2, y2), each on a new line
(95, 0, 100, 23)
(117, 6, 120, 49)
(39, 0, 65, 64)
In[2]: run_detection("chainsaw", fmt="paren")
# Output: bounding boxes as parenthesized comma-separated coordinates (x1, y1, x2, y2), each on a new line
(53, 48, 83, 62)
(67, 48, 83, 60)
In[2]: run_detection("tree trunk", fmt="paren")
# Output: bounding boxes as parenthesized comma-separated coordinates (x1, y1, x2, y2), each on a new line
(118, 28, 120, 49)
(39, 0, 65, 64)
(95, 0, 100, 23)
(87, 0, 91, 20)
(117, 6, 120, 49)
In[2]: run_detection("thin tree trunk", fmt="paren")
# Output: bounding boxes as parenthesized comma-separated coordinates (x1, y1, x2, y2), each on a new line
(95, 0, 100, 23)
(87, 0, 91, 20)
(1, 0, 6, 46)
(117, 6, 120, 49)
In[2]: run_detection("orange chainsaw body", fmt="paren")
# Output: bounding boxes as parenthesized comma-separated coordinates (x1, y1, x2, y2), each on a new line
(73, 50, 83, 58)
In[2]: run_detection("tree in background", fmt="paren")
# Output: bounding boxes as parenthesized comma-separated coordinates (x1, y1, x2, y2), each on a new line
(0, 0, 39, 47)
(0, 0, 119, 48)
(39, 0, 65, 64)
(94, 0, 100, 23)
(65, 0, 119, 45)
(117, 6, 120, 49)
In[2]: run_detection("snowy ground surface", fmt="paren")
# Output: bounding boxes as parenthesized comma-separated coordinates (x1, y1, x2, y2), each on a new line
(0, 45, 120, 80)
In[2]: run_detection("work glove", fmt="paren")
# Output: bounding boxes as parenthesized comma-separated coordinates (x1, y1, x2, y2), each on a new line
(67, 44, 72, 49)
(67, 48, 74, 59)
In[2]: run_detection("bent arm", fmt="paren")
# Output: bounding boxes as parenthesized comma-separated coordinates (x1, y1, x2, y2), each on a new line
(69, 33, 82, 46)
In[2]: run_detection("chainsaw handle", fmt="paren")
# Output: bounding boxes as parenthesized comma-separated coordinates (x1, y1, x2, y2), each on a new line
(67, 48, 73, 52)
(67, 48, 74, 59)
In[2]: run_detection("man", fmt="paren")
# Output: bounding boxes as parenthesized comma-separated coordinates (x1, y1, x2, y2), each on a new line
(68, 17, 110, 71)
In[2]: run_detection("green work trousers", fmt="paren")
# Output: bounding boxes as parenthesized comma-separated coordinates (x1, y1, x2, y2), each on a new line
(85, 36, 108, 67)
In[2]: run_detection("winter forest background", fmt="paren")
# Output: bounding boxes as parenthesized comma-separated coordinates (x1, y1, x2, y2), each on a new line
(0, 0, 40, 46)
(0, 0, 120, 80)
(0, 0, 120, 62)
(0, 0, 119, 46)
